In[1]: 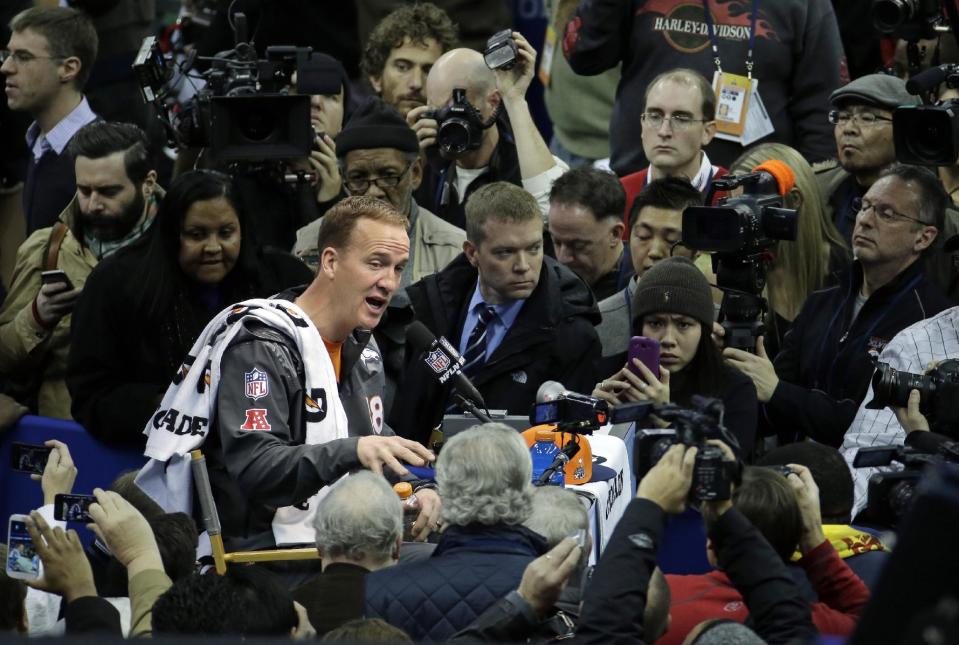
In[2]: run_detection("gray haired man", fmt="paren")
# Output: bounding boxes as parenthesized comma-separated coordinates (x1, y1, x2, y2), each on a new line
(292, 472, 402, 635)
(365, 423, 548, 641)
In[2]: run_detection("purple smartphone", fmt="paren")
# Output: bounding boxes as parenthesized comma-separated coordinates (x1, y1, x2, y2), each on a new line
(628, 336, 660, 378)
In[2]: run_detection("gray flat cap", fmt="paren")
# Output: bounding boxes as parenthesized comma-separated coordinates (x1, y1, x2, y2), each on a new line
(830, 74, 919, 110)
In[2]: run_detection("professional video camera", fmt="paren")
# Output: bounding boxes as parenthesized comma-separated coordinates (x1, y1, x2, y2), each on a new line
(635, 396, 742, 502)
(421, 88, 499, 157)
(681, 169, 798, 352)
(132, 13, 320, 164)
(866, 359, 959, 431)
(854, 441, 959, 526)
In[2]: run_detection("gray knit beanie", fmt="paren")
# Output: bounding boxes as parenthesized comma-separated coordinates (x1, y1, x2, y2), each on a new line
(691, 619, 766, 644)
(632, 257, 714, 329)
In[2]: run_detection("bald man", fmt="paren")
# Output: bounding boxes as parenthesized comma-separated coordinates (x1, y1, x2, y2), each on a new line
(407, 32, 567, 229)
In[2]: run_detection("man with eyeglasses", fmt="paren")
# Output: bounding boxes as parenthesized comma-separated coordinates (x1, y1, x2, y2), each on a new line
(294, 97, 466, 414)
(295, 97, 465, 286)
(723, 164, 953, 449)
(815, 74, 918, 246)
(619, 69, 726, 226)
(1, 7, 98, 235)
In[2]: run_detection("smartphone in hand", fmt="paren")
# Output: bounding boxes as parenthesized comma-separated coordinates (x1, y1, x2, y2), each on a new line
(40, 270, 74, 291)
(628, 336, 661, 379)
(54, 494, 95, 522)
(11, 442, 52, 475)
(6, 515, 40, 580)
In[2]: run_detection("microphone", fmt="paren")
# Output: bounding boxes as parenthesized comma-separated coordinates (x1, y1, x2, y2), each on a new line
(407, 321, 487, 410)
(906, 65, 951, 96)
(753, 160, 797, 197)
(536, 380, 567, 403)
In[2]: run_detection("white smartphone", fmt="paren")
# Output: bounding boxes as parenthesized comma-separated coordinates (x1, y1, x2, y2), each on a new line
(6, 514, 40, 580)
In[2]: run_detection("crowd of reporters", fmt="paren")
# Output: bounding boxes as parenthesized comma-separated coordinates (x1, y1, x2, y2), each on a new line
(2, 0, 959, 642)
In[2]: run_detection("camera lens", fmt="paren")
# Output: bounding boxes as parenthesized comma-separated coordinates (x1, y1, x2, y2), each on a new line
(888, 479, 916, 520)
(871, 363, 933, 410)
(438, 118, 472, 155)
(873, 0, 918, 31)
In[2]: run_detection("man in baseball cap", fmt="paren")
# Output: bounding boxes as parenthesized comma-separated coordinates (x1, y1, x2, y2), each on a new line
(816, 74, 920, 244)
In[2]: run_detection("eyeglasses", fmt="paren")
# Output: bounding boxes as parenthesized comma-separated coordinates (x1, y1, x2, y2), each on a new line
(344, 163, 413, 194)
(0, 49, 63, 66)
(853, 196, 929, 226)
(640, 112, 708, 131)
(828, 110, 893, 127)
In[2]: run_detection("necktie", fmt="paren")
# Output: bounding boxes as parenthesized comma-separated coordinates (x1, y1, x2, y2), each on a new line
(461, 305, 497, 376)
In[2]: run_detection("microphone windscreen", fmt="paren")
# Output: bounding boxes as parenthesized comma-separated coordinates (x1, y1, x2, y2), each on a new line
(536, 381, 567, 403)
(753, 160, 796, 197)
(406, 321, 436, 352)
(906, 65, 950, 95)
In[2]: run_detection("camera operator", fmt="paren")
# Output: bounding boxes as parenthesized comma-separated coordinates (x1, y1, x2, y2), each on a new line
(230, 52, 350, 252)
(661, 463, 869, 644)
(841, 292, 959, 516)
(407, 31, 568, 229)
(576, 441, 816, 644)
(723, 164, 953, 448)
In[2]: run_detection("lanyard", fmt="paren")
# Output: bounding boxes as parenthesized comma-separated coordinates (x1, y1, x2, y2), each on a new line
(702, 0, 759, 78)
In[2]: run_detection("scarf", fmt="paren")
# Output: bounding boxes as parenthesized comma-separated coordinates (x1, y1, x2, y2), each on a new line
(136, 297, 348, 546)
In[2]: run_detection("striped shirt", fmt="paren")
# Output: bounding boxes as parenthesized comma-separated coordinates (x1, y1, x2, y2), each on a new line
(841, 306, 959, 515)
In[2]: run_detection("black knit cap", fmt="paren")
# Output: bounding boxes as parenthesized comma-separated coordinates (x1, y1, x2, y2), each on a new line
(334, 96, 419, 157)
(632, 257, 715, 329)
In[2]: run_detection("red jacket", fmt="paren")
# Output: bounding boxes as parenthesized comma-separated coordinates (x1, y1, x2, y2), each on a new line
(660, 540, 870, 644)
(619, 165, 728, 238)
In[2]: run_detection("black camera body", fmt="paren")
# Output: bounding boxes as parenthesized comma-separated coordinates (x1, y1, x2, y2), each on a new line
(635, 397, 740, 502)
(866, 359, 959, 425)
(681, 171, 798, 352)
(853, 445, 943, 526)
(530, 392, 610, 431)
(133, 14, 317, 163)
(423, 88, 493, 156)
(484, 29, 518, 71)
(682, 172, 798, 255)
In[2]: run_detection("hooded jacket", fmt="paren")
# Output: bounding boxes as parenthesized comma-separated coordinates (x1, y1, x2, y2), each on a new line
(388, 254, 601, 444)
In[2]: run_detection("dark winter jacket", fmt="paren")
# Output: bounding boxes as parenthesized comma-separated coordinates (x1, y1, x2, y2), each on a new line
(365, 523, 548, 642)
(67, 249, 313, 446)
(767, 259, 953, 446)
(389, 254, 601, 445)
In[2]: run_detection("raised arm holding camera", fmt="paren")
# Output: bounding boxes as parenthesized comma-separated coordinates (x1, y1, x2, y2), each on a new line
(407, 30, 567, 229)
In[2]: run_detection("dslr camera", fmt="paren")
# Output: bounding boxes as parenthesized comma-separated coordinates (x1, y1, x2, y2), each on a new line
(635, 397, 741, 502)
(681, 170, 798, 351)
(872, 0, 945, 40)
(866, 359, 959, 427)
(484, 29, 518, 71)
(422, 88, 498, 156)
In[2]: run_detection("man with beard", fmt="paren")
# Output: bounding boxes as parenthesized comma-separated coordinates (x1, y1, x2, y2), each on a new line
(361, 3, 457, 119)
(0, 121, 159, 419)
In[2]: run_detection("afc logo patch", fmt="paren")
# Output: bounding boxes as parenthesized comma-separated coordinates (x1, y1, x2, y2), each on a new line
(245, 367, 269, 400)
(426, 348, 450, 374)
(240, 408, 271, 431)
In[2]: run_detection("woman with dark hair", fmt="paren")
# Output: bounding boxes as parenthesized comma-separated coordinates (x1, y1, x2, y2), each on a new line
(67, 170, 313, 446)
(593, 257, 758, 458)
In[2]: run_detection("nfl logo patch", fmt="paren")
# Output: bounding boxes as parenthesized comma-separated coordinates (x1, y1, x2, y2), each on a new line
(425, 348, 450, 374)
(244, 368, 269, 400)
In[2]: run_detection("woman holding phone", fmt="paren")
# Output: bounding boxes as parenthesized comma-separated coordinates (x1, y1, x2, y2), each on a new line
(592, 257, 758, 458)
(68, 170, 313, 446)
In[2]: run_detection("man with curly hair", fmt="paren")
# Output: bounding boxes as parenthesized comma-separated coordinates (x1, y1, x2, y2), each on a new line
(361, 3, 457, 118)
